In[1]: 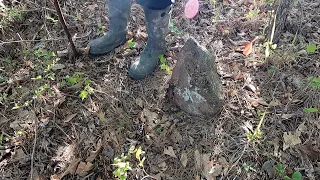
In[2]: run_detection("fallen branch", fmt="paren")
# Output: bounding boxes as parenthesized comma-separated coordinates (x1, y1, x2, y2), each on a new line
(53, 0, 78, 57)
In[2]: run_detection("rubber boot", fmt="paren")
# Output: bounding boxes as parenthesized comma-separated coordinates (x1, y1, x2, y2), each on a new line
(129, 5, 171, 80)
(88, 0, 132, 56)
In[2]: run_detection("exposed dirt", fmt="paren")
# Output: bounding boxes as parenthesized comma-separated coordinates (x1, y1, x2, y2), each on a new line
(0, 0, 319, 180)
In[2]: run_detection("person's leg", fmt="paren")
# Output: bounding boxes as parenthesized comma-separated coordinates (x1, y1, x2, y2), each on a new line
(88, 0, 132, 56)
(129, 0, 173, 80)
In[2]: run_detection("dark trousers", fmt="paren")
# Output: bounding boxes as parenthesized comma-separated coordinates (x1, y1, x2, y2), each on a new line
(136, 0, 173, 10)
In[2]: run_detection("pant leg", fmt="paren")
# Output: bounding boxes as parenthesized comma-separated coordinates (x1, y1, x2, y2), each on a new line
(136, 0, 173, 10)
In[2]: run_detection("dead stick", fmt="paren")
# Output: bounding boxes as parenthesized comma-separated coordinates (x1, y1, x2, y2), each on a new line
(53, 0, 78, 57)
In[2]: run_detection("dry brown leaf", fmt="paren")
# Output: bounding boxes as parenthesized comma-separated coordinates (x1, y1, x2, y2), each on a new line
(164, 146, 177, 158)
(158, 162, 167, 171)
(76, 161, 93, 176)
(283, 132, 301, 150)
(135, 98, 144, 108)
(63, 113, 78, 123)
(86, 139, 102, 163)
(180, 152, 188, 167)
(51, 64, 66, 71)
(194, 150, 201, 170)
(59, 158, 81, 179)
(12, 148, 27, 162)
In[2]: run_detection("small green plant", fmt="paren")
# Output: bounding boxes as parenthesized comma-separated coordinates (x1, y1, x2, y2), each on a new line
(245, 9, 260, 19)
(284, 171, 302, 180)
(34, 84, 49, 98)
(275, 163, 285, 177)
(304, 107, 318, 113)
(96, 23, 105, 35)
(308, 76, 320, 89)
(113, 153, 132, 180)
(158, 54, 172, 74)
(246, 111, 266, 141)
(306, 44, 319, 53)
(127, 38, 136, 49)
(79, 83, 93, 101)
(63, 72, 93, 101)
(112, 145, 146, 180)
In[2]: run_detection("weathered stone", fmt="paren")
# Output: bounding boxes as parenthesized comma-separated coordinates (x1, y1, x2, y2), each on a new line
(169, 37, 223, 117)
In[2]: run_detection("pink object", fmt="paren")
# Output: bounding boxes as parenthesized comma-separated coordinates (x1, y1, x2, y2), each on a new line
(184, 0, 199, 19)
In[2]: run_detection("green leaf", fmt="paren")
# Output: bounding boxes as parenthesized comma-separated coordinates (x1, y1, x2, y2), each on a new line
(306, 44, 317, 53)
(284, 176, 292, 180)
(158, 54, 167, 64)
(80, 90, 89, 100)
(139, 157, 146, 167)
(0, 134, 3, 145)
(160, 64, 168, 70)
(292, 171, 302, 180)
(304, 107, 318, 113)
(276, 163, 285, 177)
(127, 38, 135, 49)
(66, 77, 78, 85)
(268, 66, 277, 73)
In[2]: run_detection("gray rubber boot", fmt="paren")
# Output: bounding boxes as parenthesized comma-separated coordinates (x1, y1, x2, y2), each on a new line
(88, 0, 132, 56)
(129, 5, 171, 80)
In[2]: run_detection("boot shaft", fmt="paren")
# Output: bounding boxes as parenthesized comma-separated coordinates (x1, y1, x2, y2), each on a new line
(107, 0, 132, 33)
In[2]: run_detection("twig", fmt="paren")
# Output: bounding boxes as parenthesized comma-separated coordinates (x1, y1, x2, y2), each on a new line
(53, 0, 78, 57)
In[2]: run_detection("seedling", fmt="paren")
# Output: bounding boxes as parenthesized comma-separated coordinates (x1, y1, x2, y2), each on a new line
(246, 111, 266, 141)
(245, 9, 260, 19)
(112, 145, 146, 180)
(127, 39, 136, 49)
(158, 54, 172, 74)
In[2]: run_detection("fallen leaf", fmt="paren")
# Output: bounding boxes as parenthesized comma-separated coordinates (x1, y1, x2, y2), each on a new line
(76, 161, 93, 176)
(243, 37, 258, 56)
(269, 99, 281, 107)
(283, 132, 301, 150)
(194, 150, 201, 170)
(59, 158, 81, 179)
(296, 121, 307, 135)
(135, 98, 144, 108)
(63, 113, 77, 123)
(158, 162, 167, 171)
(180, 152, 188, 167)
(86, 139, 102, 163)
(164, 146, 177, 158)
(51, 64, 65, 71)
(210, 164, 223, 177)
(12, 148, 27, 162)
(243, 41, 253, 56)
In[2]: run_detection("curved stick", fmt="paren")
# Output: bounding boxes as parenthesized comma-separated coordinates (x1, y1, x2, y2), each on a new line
(53, 0, 78, 57)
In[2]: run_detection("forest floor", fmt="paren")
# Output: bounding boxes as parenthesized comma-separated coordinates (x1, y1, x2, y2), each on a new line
(0, 0, 319, 179)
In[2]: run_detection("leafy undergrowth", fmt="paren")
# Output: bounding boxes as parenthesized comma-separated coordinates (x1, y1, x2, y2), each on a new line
(1, 0, 319, 180)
